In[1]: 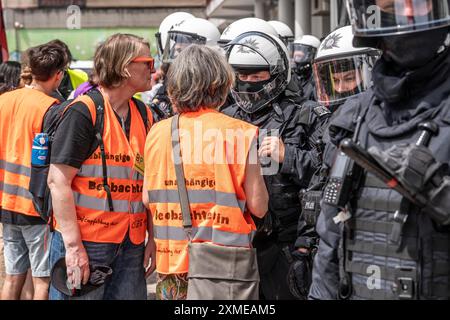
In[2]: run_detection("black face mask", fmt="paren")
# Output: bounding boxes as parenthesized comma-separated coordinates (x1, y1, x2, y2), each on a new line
(235, 78, 271, 93)
(381, 27, 449, 70)
(294, 62, 311, 75)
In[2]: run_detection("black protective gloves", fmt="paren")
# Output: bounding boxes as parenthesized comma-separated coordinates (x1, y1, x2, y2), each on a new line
(369, 143, 450, 226)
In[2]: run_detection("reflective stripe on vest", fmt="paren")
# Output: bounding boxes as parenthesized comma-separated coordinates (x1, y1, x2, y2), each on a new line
(67, 92, 151, 245)
(0, 182, 32, 200)
(0, 160, 31, 177)
(73, 191, 145, 213)
(145, 108, 258, 274)
(0, 87, 57, 217)
(78, 164, 132, 180)
(148, 189, 246, 212)
(153, 225, 255, 247)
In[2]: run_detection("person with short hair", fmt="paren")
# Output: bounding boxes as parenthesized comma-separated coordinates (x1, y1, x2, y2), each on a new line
(47, 33, 155, 300)
(47, 39, 89, 101)
(0, 42, 69, 300)
(143, 44, 269, 300)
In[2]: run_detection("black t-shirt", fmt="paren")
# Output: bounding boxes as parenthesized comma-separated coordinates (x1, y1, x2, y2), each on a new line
(50, 101, 131, 169)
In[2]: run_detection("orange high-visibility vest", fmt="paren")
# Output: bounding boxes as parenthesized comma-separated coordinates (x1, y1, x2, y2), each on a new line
(0, 87, 58, 218)
(68, 92, 152, 245)
(144, 108, 259, 274)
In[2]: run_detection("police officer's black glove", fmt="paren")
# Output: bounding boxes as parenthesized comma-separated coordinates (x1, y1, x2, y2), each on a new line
(368, 143, 450, 225)
(368, 143, 444, 195)
(287, 250, 312, 300)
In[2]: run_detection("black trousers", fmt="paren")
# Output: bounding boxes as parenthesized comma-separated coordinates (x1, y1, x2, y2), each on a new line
(257, 242, 298, 300)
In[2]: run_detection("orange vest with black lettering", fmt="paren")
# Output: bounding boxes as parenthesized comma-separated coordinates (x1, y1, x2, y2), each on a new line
(69, 92, 152, 244)
(144, 108, 258, 274)
(0, 87, 58, 218)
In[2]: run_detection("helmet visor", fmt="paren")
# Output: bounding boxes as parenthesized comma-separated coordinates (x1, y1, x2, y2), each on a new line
(347, 0, 450, 36)
(163, 31, 206, 63)
(289, 43, 317, 66)
(313, 53, 379, 106)
(155, 32, 163, 61)
(231, 72, 288, 113)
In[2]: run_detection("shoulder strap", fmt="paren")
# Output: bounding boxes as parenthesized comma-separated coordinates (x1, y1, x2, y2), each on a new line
(132, 97, 150, 133)
(86, 89, 106, 138)
(171, 114, 192, 240)
(41, 100, 71, 134)
(86, 89, 114, 212)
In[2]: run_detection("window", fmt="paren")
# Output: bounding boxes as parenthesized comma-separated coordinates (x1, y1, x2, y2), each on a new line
(38, 0, 86, 8)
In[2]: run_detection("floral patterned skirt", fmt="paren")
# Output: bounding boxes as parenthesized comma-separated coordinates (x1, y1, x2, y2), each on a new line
(155, 273, 188, 300)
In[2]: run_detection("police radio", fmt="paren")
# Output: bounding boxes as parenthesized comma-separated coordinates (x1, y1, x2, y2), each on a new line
(323, 151, 355, 207)
(323, 116, 364, 208)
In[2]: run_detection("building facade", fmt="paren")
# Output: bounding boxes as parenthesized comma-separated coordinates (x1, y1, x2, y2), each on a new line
(1, 0, 345, 60)
(2, 0, 207, 60)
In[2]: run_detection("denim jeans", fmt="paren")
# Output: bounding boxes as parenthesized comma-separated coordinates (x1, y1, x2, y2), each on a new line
(49, 231, 67, 300)
(49, 231, 147, 300)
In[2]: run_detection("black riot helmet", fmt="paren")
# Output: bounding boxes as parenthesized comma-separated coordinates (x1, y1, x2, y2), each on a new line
(226, 31, 291, 114)
(347, 0, 450, 69)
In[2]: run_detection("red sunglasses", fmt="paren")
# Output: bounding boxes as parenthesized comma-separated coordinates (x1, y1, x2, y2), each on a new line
(131, 56, 155, 73)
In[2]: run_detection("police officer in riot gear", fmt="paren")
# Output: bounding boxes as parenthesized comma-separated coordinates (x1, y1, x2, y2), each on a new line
(155, 12, 194, 61)
(290, 35, 320, 101)
(152, 12, 194, 120)
(218, 18, 279, 110)
(152, 15, 220, 119)
(218, 18, 278, 47)
(310, 0, 450, 300)
(313, 26, 379, 112)
(268, 20, 295, 47)
(294, 25, 380, 297)
(221, 31, 327, 300)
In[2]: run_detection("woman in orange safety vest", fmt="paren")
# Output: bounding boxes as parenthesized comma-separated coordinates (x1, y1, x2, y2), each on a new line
(143, 45, 269, 300)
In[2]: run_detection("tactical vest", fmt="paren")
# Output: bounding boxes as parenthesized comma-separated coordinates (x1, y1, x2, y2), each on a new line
(340, 93, 450, 300)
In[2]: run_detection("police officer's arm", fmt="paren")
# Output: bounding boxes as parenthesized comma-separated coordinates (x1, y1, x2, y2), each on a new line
(308, 142, 341, 300)
(259, 127, 319, 184)
(278, 106, 327, 185)
(295, 131, 332, 253)
(308, 204, 341, 300)
(244, 138, 269, 218)
(48, 163, 91, 285)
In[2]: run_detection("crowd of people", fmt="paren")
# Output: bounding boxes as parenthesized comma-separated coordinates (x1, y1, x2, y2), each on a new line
(0, 0, 449, 300)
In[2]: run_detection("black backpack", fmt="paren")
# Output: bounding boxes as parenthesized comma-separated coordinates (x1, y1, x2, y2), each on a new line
(28, 88, 149, 225)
